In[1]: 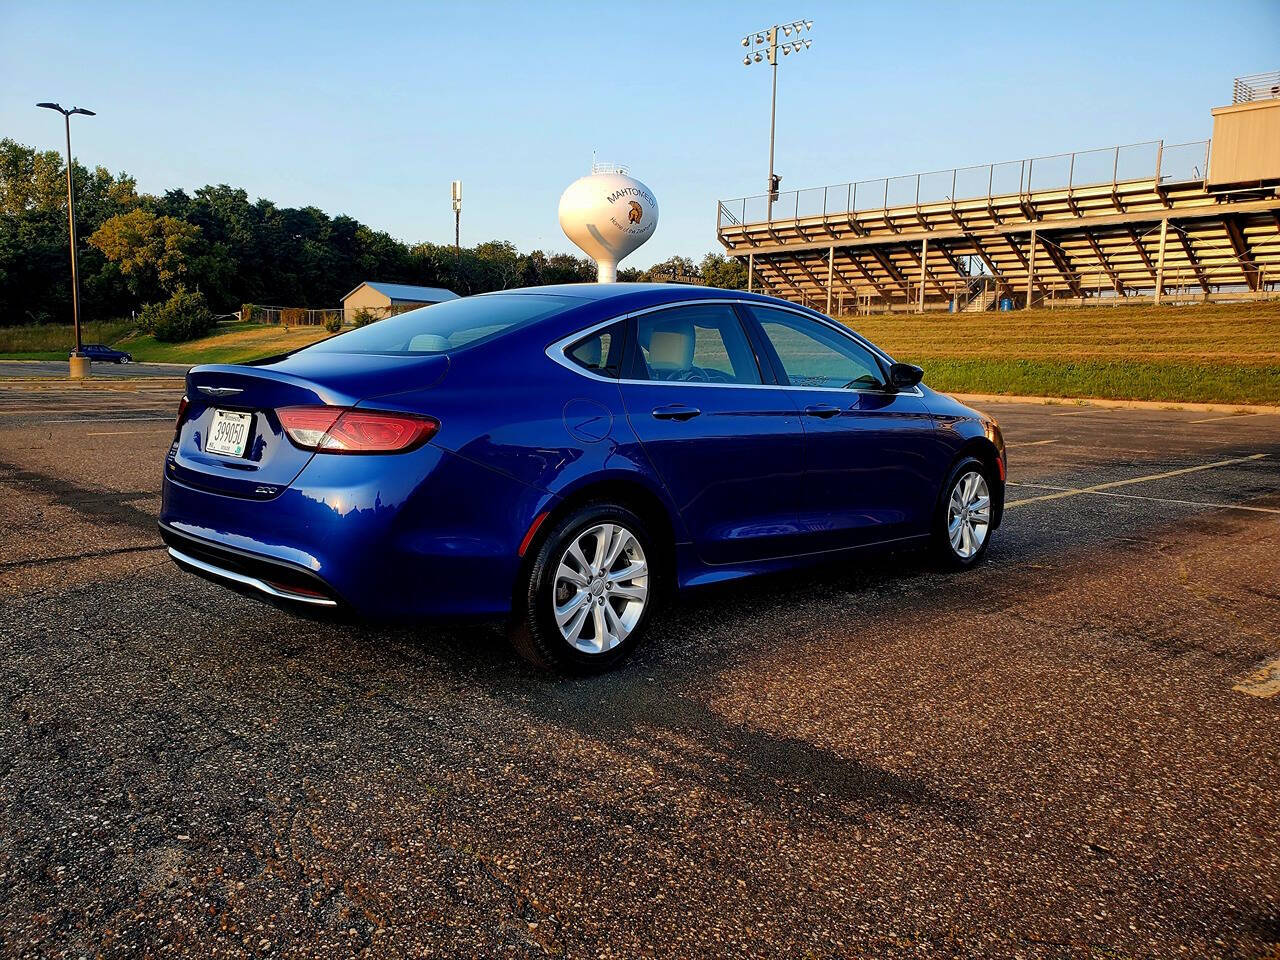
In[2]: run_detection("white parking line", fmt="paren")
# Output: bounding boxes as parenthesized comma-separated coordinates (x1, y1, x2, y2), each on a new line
(1050, 408, 1111, 417)
(1008, 482, 1280, 515)
(1189, 413, 1269, 424)
(0, 406, 172, 415)
(40, 416, 174, 424)
(1005, 454, 1269, 508)
(87, 428, 175, 436)
(1017, 439, 1059, 447)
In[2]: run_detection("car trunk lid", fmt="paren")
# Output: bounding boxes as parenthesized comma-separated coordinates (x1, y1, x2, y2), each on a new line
(169, 353, 448, 499)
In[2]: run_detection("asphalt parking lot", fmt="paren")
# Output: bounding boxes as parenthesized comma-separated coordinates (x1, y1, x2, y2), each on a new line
(1, 381, 1277, 958)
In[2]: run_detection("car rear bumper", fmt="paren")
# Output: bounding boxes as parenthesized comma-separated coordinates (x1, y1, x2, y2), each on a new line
(160, 522, 344, 609)
(160, 444, 552, 619)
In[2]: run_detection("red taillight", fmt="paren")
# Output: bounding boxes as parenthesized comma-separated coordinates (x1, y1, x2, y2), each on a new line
(276, 406, 438, 454)
(277, 406, 342, 448)
(174, 395, 189, 437)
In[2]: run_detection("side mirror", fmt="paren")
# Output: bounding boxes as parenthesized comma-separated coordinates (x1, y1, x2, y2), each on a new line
(889, 362, 924, 390)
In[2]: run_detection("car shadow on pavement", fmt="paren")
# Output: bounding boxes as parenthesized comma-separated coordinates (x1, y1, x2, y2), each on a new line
(385, 546, 979, 830)
(516, 668, 971, 828)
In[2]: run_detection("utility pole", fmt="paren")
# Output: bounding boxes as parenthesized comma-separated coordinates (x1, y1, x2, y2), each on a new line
(451, 180, 462, 256)
(36, 101, 95, 378)
(741, 19, 813, 223)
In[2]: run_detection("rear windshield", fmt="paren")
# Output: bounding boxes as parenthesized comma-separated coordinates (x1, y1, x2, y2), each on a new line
(305, 294, 580, 355)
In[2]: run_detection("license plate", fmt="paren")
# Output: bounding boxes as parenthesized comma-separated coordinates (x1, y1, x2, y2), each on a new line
(206, 409, 253, 457)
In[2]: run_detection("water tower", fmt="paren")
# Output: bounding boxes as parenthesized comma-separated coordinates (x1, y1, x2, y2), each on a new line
(558, 162, 658, 282)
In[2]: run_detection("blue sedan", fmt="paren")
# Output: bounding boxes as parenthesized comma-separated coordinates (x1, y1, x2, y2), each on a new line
(160, 284, 1005, 671)
(75, 343, 133, 363)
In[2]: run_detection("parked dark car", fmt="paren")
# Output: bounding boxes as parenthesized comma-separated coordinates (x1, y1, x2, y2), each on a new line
(76, 344, 133, 363)
(160, 284, 1005, 672)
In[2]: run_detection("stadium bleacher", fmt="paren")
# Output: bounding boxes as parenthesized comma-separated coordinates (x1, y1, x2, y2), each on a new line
(717, 72, 1280, 313)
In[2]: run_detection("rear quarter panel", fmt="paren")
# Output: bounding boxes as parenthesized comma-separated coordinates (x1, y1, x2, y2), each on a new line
(359, 320, 688, 552)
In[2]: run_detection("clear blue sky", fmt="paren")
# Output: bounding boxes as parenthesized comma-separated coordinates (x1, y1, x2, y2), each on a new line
(2, 0, 1277, 267)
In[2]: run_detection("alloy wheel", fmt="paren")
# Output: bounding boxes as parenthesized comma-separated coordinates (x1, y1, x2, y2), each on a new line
(552, 522, 649, 654)
(947, 470, 991, 560)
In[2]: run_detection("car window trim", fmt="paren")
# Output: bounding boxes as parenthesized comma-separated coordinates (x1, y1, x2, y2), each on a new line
(732, 304, 788, 386)
(731, 303, 786, 387)
(544, 298, 923, 398)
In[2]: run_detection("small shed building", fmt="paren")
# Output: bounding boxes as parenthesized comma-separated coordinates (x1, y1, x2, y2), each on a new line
(341, 282, 458, 324)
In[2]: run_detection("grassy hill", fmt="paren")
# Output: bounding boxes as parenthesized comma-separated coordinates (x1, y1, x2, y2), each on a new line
(841, 301, 1280, 406)
(0, 320, 136, 359)
(121, 322, 332, 364)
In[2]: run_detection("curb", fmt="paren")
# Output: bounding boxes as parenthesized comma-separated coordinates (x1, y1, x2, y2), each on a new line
(950, 392, 1280, 416)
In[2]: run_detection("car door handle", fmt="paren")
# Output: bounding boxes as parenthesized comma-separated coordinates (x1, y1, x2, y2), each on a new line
(651, 403, 701, 422)
(804, 404, 842, 419)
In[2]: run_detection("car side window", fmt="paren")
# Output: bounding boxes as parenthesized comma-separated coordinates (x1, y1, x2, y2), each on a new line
(632, 304, 761, 385)
(566, 322, 624, 378)
(750, 307, 887, 390)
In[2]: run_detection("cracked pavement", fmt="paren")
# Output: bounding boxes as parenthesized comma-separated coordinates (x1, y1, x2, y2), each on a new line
(0, 384, 1277, 958)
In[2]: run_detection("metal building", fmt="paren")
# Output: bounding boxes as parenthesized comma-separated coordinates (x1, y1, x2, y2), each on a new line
(716, 72, 1280, 313)
(341, 281, 458, 324)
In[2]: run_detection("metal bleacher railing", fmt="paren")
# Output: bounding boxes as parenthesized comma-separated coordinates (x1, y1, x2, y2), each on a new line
(717, 138, 1212, 229)
(1233, 70, 1280, 103)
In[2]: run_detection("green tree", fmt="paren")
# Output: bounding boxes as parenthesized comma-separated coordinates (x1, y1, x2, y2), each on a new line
(137, 285, 214, 342)
(473, 240, 522, 290)
(699, 252, 748, 290)
(88, 209, 200, 300)
(0, 139, 66, 215)
(0, 138, 140, 323)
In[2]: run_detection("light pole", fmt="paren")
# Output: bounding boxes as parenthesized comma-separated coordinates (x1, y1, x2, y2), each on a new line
(740, 19, 812, 222)
(36, 101, 95, 377)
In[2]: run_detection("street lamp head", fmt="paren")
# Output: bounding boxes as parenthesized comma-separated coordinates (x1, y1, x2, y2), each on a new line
(741, 36, 750, 46)
(743, 55, 751, 65)
(753, 51, 763, 62)
(36, 102, 94, 117)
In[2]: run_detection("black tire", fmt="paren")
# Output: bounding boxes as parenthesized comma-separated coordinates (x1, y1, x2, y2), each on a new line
(933, 456, 995, 569)
(508, 503, 660, 673)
